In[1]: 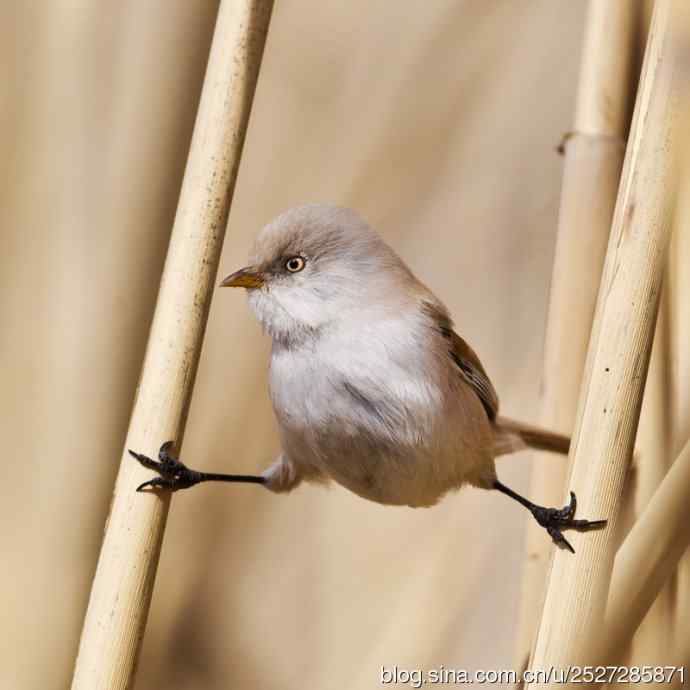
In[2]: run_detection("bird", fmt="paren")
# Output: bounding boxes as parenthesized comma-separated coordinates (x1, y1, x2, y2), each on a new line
(130, 203, 606, 553)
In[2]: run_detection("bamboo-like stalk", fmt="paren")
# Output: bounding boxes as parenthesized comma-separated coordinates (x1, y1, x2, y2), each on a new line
(625, 287, 673, 664)
(515, 0, 638, 661)
(70, 2, 274, 688)
(612, 19, 690, 680)
(668, 151, 690, 674)
(526, 0, 683, 684)
(625, 111, 690, 673)
(602, 437, 690, 664)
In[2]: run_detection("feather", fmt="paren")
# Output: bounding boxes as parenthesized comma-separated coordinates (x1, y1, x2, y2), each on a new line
(420, 299, 499, 421)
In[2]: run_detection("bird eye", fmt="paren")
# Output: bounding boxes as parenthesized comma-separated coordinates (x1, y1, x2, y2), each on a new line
(285, 256, 305, 273)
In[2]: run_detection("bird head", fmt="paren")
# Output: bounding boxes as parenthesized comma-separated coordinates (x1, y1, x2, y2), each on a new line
(220, 204, 413, 346)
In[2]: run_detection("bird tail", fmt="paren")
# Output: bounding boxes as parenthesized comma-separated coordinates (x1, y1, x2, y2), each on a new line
(493, 416, 570, 456)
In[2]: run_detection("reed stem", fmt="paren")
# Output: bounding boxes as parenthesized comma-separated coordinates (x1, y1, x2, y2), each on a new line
(70, 2, 274, 688)
(516, 0, 639, 662)
(526, 0, 683, 683)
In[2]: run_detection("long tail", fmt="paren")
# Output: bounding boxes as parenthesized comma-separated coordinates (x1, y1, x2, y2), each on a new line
(494, 416, 570, 455)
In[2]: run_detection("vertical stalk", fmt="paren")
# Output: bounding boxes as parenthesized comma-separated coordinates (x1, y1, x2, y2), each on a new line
(70, 2, 274, 688)
(604, 438, 690, 665)
(626, 287, 673, 664)
(516, 0, 639, 661)
(526, 0, 683, 684)
(668, 154, 690, 672)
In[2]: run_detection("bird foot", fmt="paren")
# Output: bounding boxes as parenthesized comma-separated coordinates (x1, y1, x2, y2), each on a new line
(128, 441, 203, 492)
(530, 491, 606, 553)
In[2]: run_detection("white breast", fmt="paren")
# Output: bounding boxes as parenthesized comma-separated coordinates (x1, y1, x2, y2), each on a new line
(268, 311, 488, 506)
(271, 312, 440, 432)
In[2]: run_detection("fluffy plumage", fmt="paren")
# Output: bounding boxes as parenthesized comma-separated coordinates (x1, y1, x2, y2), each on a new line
(241, 203, 548, 507)
(130, 207, 598, 552)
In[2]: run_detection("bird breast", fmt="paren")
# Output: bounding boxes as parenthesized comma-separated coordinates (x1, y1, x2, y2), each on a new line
(269, 315, 442, 442)
(267, 314, 491, 506)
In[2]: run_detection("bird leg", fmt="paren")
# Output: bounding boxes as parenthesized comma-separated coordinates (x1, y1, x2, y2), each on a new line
(129, 441, 266, 492)
(493, 480, 606, 553)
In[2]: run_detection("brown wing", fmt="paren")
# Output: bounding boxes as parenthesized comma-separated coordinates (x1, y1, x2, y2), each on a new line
(421, 299, 499, 421)
(447, 330, 499, 421)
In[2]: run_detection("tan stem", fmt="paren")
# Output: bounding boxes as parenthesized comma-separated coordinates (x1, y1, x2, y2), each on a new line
(526, 0, 684, 686)
(515, 0, 639, 663)
(574, 0, 639, 137)
(603, 438, 690, 664)
(668, 156, 690, 670)
(625, 286, 673, 664)
(616, 133, 690, 671)
(69, 2, 274, 688)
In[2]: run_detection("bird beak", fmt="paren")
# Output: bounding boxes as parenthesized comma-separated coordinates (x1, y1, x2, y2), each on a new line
(219, 266, 265, 289)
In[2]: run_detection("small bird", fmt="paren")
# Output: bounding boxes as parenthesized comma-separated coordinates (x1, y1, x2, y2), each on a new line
(130, 204, 605, 552)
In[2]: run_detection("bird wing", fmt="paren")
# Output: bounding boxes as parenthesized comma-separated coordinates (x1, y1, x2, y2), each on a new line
(447, 329, 499, 421)
(421, 299, 499, 421)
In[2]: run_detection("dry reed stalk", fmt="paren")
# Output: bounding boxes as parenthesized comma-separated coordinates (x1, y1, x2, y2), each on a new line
(603, 437, 690, 665)
(668, 165, 690, 673)
(610, 8, 690, 671)
(515, 0, 638, 662)
(70, 2, 274, 688)
(624, 288, 673, 664)
(627, 117, 690, 677)
(526, 0, 683, 685)
(608, 19, 690, 678)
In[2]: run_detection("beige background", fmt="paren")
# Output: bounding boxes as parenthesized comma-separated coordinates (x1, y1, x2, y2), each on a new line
(1, 2, 590, 688)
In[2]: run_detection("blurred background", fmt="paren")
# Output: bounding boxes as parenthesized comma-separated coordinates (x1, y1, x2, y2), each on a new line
(4, 1, 675, 688)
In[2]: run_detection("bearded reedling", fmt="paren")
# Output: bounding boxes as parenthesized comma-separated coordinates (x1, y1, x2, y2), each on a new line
(130, 205, 605, 552)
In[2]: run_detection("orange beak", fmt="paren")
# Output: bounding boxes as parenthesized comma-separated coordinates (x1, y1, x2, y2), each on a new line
(219, 267, 265, 289)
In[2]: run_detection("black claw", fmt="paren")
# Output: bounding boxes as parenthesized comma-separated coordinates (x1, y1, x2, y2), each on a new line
(567, 516, 606, 530)
(588, 519, 607, 528)
(494, 480, 606, 554)
(559, 533, 575, 554)
(562, 492, 577, 518)
(546, 525, 575, 553)
(530, 491, 607, 551)
(159, 440, 175, 462)
(129, 441, 204, 492)
(136, 477, 174, 492)
(128, 449, 160, 471)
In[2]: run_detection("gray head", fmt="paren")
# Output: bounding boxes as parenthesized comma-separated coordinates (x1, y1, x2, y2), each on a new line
(220, 204, 414, 345)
